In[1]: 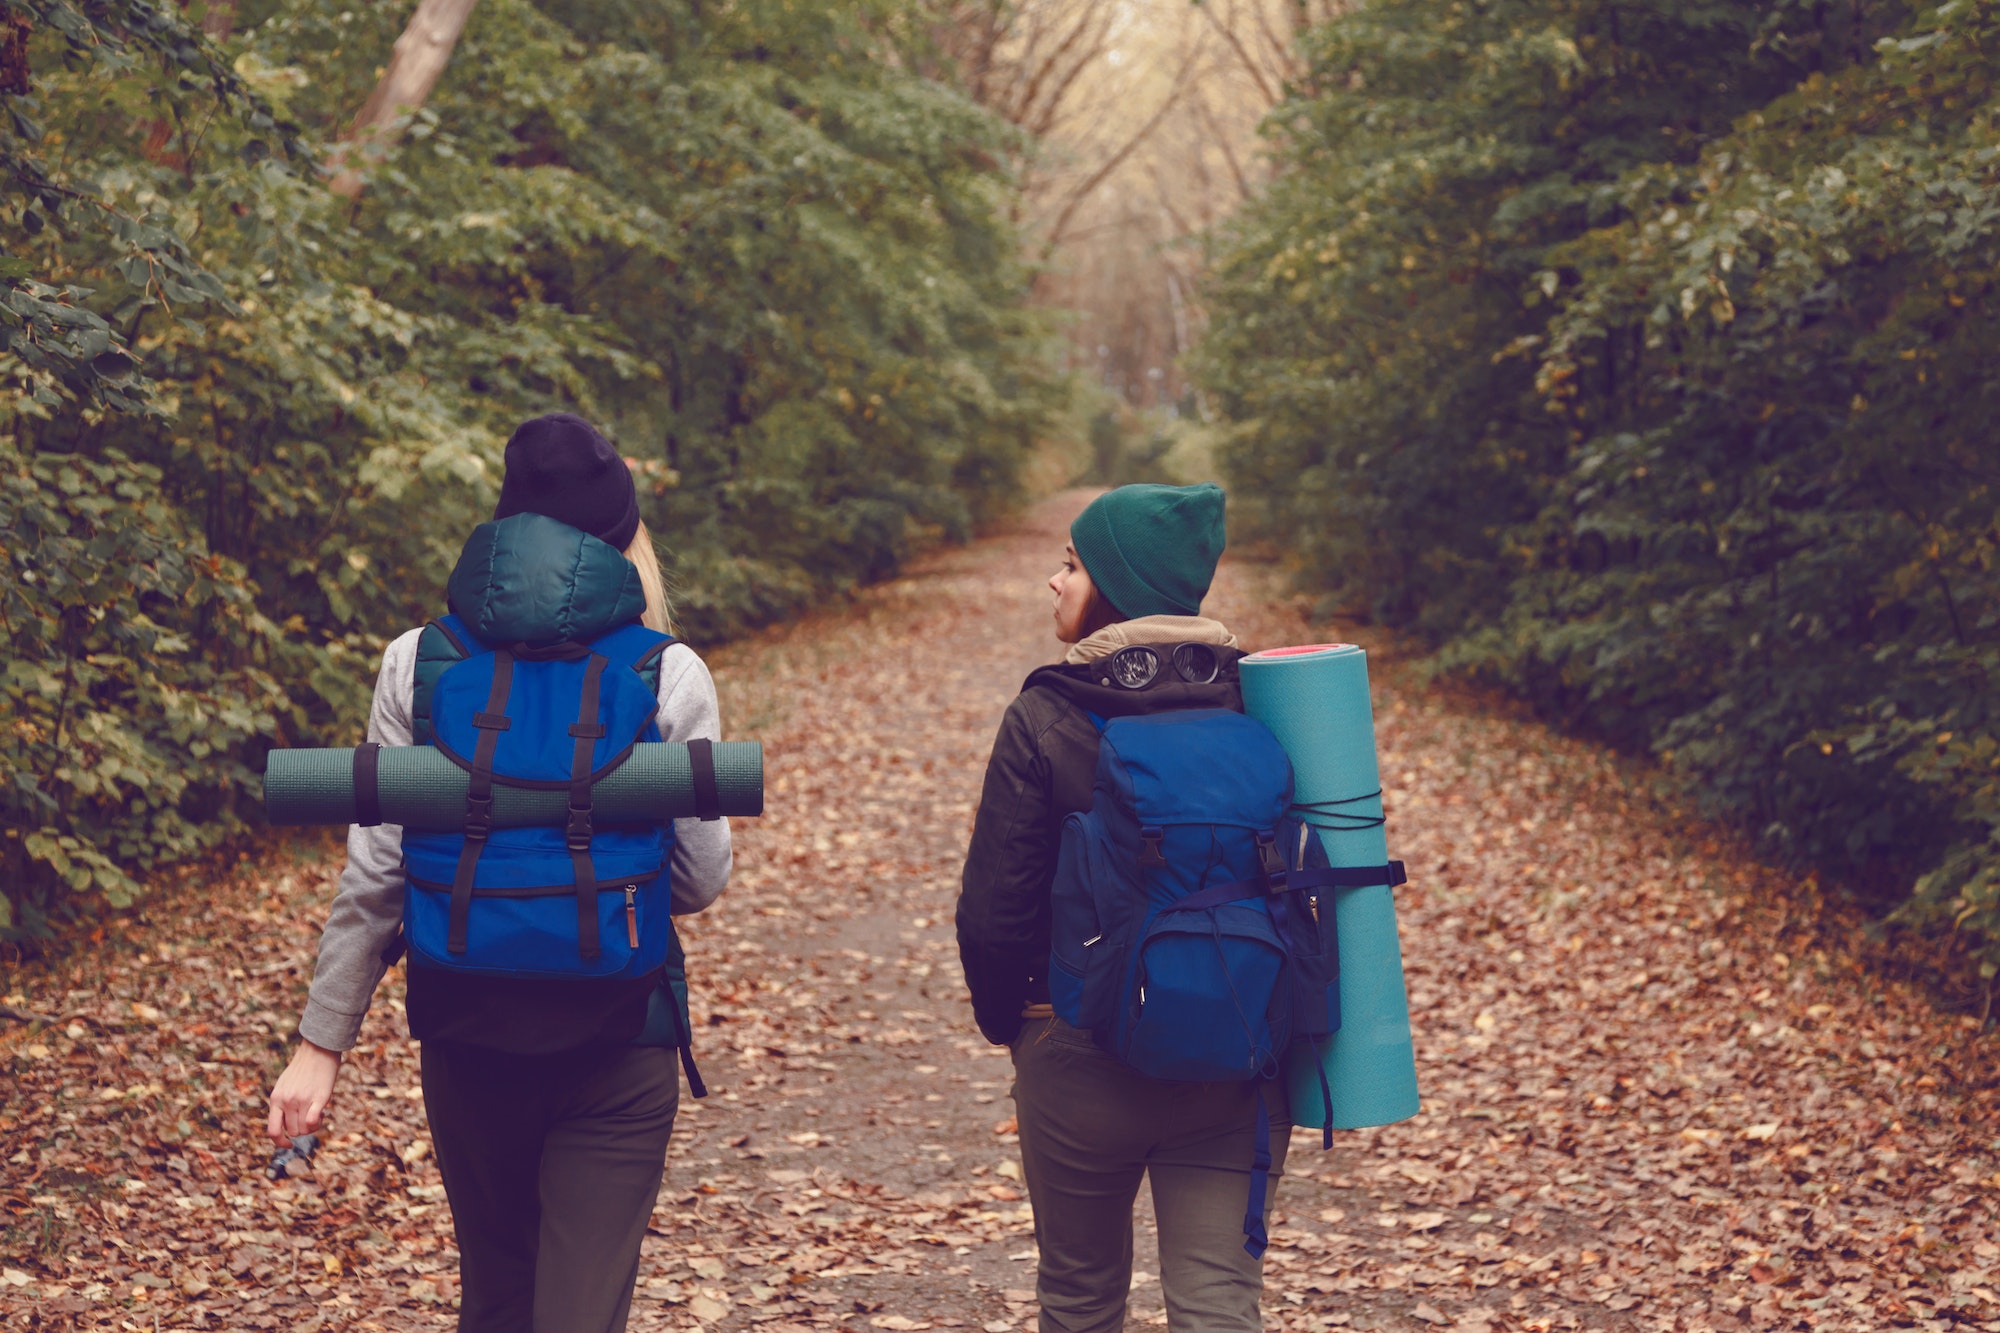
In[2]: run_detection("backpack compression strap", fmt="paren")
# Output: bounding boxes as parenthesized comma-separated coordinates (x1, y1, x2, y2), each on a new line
(448, 651, 515, 953)
(566, 653, 611, 962)
(353, 741, 383, 828)
(688, 738, 722, 822)
(1161, 859, 1408, 918)
(1243, 1096, 1273, 1258)
(1285, 863, 1408, 891)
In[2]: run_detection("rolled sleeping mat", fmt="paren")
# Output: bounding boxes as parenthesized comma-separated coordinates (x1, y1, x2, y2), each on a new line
(1240, 643, 1420, 1131)
(262, 741, 764, 830)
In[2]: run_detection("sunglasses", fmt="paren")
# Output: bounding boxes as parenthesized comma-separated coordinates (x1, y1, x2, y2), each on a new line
(1100, 642, 1224, 691)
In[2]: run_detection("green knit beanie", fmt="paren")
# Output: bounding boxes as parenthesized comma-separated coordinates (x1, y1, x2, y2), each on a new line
(1069, 483, 1227, 619)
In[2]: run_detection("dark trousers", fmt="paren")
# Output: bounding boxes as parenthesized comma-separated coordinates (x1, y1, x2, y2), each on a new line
(420, 1040, 681, 1333)
(1012, 1016, 1290, 1333)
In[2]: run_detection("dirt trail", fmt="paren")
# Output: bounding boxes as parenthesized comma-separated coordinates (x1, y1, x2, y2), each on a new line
(3, 491, 1998, 1333)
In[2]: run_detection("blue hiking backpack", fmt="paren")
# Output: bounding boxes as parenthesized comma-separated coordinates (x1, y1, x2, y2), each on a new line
(1047, 707, 1340, 1256)
(399, 612, 683, 983)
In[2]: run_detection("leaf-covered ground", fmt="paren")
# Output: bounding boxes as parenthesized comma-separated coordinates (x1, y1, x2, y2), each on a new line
(3, 491, 1998, 1333)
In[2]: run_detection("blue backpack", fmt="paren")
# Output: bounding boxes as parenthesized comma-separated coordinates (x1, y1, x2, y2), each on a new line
(1047, 707, 1340, 1255)
(399, 612, 682, 983)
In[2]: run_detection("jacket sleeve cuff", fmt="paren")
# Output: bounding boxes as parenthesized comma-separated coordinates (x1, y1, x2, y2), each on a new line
(960, 943, 1030, 1046)
(974, 1004, 1026, 1048)
(297, 999, 365, 1054)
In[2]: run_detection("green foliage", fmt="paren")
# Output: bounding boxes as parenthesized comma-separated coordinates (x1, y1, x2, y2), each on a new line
(0, 0, 1054, 935)
(1088, 409, 1226, 489)
(1201, 0, 2000, 971)
(1, 0, 290, 410)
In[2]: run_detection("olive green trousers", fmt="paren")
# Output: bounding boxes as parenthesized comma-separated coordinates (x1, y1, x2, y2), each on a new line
(1011, 1017, 1290, 1333)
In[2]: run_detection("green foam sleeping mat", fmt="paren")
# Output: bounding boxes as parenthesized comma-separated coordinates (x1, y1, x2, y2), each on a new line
(262, 741, 764, 830)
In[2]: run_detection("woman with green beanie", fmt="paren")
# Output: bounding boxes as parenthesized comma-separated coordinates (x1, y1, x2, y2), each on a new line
(956, 482, 1290, 1333)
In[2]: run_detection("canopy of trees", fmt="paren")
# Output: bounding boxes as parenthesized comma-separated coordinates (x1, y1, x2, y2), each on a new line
(1200, 0, 2000, 970)
(0, 0, 1054, 934)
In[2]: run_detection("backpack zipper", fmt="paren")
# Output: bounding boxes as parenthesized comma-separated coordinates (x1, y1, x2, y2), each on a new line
(624, 885, 639, 948)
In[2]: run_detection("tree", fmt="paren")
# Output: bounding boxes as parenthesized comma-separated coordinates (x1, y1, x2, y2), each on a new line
(326, 0, 481, 198)
(1199, 0, 2000, 970)
(0, 0, 1056, 938)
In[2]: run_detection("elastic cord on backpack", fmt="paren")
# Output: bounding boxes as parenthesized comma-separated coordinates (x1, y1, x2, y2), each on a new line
(1290, 790, 1387, 832)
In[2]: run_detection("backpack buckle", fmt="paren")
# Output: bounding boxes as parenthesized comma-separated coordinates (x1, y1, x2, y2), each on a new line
(463, 794, 493, 841)
(1139, 827, 1168, 869)
(1256, 831, 1286, 880)
(566, 803, 594, 851)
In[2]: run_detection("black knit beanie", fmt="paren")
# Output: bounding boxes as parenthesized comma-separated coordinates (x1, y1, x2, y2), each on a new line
(492, 413, 641, 552)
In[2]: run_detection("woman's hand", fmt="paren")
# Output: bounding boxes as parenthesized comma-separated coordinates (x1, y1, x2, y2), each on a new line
(267, 1040, 343, 1145)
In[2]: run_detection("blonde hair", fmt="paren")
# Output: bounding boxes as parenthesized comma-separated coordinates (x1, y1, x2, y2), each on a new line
(623, 521, 675, 636)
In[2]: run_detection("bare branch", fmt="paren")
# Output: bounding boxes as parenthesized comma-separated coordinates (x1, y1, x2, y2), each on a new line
(1199, 0, 1276, 106)
(1249, 0, 1299, 88)
(1037, 34, 1204, 263)
(1193, 94, 1252, 202)
(1016, 5, 1111, 136)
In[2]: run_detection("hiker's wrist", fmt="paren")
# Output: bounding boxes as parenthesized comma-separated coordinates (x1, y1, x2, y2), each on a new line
(297, 1038, 343, 1064)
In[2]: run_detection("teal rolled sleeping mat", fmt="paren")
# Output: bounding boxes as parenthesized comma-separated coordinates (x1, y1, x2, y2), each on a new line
(1239, 644, 1420, 1131)
(262, 741, 764, 830)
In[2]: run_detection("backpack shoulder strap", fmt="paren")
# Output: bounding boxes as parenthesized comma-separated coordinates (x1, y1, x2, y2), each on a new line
(411, 614, 483, 747)
(586, 622, 679, 698)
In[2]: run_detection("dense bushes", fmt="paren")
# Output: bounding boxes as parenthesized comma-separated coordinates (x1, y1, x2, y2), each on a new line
(1200, 0, 1999, 971)
(0, 0, 1054, 934)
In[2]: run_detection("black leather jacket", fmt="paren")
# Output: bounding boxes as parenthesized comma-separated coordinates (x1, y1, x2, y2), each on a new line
(954, 649, 1249, 1044)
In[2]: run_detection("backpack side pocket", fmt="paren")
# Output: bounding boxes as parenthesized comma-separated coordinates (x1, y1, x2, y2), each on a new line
(1049, 812, 1103, 1027)
(1275, 814, 1339, 1040)
(1050, 810, 1139, 1035)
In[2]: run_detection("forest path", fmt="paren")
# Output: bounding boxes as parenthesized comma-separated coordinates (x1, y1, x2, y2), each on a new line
(3, 491, 1997, 1333)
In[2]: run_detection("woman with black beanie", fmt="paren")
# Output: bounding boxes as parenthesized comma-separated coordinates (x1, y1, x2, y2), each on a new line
(267, 413, 731, 1333)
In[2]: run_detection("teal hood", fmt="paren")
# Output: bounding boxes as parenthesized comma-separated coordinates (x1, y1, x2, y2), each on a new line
(445, 512, 648, 645)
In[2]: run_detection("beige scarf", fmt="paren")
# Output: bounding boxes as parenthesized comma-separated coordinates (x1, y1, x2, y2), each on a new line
(1063, 614, 1240, 666)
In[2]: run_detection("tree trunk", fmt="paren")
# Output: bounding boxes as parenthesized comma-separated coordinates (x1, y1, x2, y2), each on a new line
(1, 10, 32, 98)
(327, 0, 480, 199)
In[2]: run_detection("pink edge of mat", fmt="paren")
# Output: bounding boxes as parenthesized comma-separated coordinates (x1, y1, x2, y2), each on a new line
(1245, 643, 1358, 659)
